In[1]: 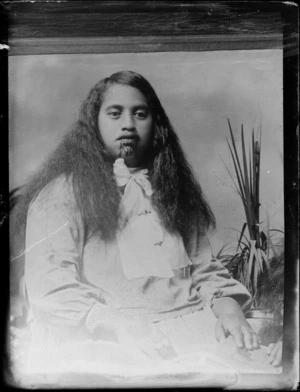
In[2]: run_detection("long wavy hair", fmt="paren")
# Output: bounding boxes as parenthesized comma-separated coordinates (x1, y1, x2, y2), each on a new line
(11, 71, 215, 248)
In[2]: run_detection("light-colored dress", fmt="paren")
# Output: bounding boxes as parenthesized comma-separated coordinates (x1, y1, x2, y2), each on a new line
(22, 160, 251, 376)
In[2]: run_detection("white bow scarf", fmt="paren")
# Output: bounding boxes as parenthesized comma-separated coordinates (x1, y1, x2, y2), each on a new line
(113, 158, 192, 280)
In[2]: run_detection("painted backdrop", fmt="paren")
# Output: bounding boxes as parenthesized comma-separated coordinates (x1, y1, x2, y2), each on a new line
(9, 50, 283, 254)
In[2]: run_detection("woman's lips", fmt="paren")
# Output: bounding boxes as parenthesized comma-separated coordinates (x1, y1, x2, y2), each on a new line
(119, 138, 137, 144)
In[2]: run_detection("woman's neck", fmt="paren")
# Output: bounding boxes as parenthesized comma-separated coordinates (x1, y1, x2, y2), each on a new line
(128, 166, 142, 174)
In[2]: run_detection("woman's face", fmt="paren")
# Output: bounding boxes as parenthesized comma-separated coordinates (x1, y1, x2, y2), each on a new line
(98, 84, 153, 167)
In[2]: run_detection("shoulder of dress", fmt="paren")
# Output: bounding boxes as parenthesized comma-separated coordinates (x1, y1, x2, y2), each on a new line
(30, 174, 75, 210)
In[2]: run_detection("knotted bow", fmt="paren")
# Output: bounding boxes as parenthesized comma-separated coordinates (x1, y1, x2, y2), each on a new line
(113, 158, 192, 280)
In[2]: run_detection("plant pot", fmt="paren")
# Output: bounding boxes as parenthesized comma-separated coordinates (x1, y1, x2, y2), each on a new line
(246, 309, 282, 346)
(246, 309, 274, 320)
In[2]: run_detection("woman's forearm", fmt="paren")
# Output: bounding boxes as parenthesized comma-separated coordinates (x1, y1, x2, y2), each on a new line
(211, 296, 244, 319)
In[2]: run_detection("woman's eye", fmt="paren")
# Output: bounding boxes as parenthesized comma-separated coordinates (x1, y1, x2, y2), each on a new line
(107, 111, 121, 118)
(135, 110, 148, 119)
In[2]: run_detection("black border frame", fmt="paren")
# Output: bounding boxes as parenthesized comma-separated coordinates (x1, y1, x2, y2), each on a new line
(1, 1, 298, 389)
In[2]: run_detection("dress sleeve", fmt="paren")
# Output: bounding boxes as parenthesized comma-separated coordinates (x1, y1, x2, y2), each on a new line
(187, 230, 251, 310)
(24, 176, 128, 339)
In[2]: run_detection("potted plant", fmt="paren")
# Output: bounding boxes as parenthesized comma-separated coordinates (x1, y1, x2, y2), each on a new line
(218, 119, 284, 345)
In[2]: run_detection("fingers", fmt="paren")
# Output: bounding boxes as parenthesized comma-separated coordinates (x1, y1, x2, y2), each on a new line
(268, 342, 282, 367)
(267, 342, 275, 354)
(229, 326, 244, 348)
(252, 331, 260, 349)
(272, 346, 282, 367)
(241, 325, 252, 349)
(215, 320, 226, 343)
(218, 317, 259, 350)
(241, 325, 259, 350)
(219, 318, 244, 348)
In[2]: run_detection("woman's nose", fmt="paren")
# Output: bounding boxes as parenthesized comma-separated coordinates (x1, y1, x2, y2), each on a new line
(121, 112, 135, 130)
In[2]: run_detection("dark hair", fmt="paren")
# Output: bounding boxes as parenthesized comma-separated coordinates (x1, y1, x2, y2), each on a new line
(11, 71, 215, 248)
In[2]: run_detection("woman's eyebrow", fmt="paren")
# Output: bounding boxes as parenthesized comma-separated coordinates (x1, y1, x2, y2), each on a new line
(105, 104, 123, 111)
(132, 105, 150, 111)
(105, 104, 149, 111)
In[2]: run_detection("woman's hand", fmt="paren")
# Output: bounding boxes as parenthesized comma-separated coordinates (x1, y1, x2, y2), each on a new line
(115, 318, 177, 361)
(215, 313, 259, 350)
(267, 341, 282, 367)
(212, 297, 259, 350)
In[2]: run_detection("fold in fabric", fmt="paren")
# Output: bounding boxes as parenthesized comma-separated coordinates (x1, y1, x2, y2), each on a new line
(113, 159, 192, 280)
